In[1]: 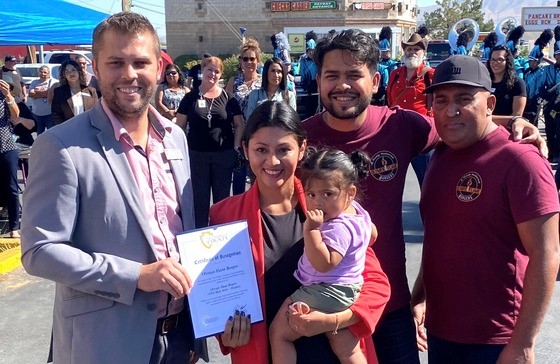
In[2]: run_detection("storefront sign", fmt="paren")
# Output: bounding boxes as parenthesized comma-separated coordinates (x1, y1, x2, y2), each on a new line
(521, 7, 560, 31)
(271, 1, 291, 11)
(353, 2, 386, 10)
(271, 1, 337, 12)
(310, 1, 337, 10)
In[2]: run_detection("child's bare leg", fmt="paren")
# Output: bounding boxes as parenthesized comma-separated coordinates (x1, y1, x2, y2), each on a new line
(269, 298, 302, 364)
(327, 329, 367, 364)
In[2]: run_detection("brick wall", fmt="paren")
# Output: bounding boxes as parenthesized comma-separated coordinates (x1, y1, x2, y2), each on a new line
(165, 0, 418, 58)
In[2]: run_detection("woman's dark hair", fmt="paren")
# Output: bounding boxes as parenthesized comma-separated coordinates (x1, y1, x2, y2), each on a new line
(487, 45, 517, 89)
(162, 63, 186, 86)
(243, 100, 306, 147)
(299, 147, 370, 193)
(261, 57, 288, 100)
(59, 59, 87, 87)
(314, 29, 379, 75)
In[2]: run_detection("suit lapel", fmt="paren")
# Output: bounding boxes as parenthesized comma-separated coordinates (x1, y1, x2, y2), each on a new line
(90, 104, 157, 257)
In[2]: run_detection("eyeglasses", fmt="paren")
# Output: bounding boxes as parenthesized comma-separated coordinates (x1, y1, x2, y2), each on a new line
(242, 57, 256, 62)
(165, 71, 178, 76)
(490, 58, 506, 64)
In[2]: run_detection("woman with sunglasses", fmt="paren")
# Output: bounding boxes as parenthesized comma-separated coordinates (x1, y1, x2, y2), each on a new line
(51, 59, 98, 125)
(244, 57, 296, 121)
(155, 64, 189, 122)
(487, 45, 527, 118)
(226, 38, 264, 195)
(176, 56, 244, 228)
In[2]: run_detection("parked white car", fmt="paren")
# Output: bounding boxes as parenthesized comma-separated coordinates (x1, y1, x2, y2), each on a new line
(16, 63, 61, 87)
(36, 50, 93, 73)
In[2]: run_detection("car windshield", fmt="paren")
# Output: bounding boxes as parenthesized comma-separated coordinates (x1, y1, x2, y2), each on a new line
(426, 43, 450, 61)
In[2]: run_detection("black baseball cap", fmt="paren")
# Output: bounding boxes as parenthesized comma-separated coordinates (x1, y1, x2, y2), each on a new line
(4, 55, 16, 62)
(424, 55, 493, 94)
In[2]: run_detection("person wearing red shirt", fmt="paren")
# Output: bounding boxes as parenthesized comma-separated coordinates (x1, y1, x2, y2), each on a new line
(387, 32, 435, 187)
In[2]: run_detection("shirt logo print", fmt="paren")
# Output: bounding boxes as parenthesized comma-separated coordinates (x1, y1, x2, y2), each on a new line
(456, 172, 482, 202)
(370, 151, 398, 181)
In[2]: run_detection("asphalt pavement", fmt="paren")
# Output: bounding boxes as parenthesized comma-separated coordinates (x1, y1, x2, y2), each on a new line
(1, 166, 559, 363)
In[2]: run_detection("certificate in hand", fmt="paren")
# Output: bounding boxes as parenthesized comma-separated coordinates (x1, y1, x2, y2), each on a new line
(177, 220, 263, 338)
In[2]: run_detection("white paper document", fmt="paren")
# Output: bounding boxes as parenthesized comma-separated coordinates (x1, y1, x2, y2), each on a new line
(177, 220, 263, 338)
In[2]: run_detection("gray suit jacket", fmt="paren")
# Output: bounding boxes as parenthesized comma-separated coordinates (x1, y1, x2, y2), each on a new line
(21, 102, 195, 364)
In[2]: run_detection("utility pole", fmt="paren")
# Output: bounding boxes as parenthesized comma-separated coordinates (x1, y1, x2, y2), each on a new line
(122, 0, 132, 12)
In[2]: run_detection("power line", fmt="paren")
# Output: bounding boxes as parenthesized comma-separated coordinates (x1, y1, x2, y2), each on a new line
(71, 0, 117, 13)
(132, 4, 165, 15)
(203, 0, 243, 42)
(134, 0, 164, 9)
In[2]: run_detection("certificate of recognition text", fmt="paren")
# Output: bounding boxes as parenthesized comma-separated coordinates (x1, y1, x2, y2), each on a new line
(177, 220, 263, 338)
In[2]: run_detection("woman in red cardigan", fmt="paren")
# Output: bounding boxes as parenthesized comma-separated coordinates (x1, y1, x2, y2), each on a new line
(209, 100, 390, 364)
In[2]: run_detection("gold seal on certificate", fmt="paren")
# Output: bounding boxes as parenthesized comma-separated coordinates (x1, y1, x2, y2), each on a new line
(177, 220, 263, 338)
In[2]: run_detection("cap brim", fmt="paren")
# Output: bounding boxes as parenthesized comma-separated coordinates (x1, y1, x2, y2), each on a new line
(424, 80, 494, 94)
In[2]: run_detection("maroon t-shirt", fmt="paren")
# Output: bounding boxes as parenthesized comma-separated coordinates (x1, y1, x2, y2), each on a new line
(420, 127, 559, 344)
(304, 105, 439, 312)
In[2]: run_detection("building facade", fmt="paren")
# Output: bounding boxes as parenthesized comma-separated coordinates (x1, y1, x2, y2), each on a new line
(165, 0, 419, 59)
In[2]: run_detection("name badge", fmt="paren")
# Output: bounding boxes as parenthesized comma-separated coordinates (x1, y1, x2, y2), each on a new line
(197, 99, 207, 108)
(164, 149, 183, 160)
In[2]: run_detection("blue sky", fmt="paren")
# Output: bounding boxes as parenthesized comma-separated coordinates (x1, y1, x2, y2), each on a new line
(66, 0, 167, 36)
(67, 0, 439, 38)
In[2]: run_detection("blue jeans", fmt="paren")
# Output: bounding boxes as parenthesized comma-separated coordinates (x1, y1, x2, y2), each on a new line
(372, 306, 420, 364)
(33, 114, 54, 135)
(0, 149, 20, 231)
(189, 149, 236, 228)
(428, 333, 505, 364)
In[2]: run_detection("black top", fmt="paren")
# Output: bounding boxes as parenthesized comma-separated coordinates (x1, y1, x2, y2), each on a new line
(188, 64, 203, 90)
(177, 89, 241, 152)
(261, 206, 340, 364)
(492, 77, 527, 116)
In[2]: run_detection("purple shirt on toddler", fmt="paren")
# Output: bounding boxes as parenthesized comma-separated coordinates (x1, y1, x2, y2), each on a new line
(294, 200, 372, 286)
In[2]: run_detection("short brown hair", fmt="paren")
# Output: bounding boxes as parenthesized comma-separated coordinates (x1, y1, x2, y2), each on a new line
(92, 12, 160, 60)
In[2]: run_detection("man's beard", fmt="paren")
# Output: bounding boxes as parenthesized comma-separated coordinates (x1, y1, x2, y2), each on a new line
(321, 92, 371, 120)
(404, 55, 422, 69)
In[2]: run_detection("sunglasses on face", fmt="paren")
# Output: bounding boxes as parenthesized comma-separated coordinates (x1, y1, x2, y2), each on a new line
(165, 71, 178, 76)
(242, 57, 256, 62)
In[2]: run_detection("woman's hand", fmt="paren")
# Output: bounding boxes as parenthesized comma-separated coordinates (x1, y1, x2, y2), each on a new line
(220, 310, 251, 348)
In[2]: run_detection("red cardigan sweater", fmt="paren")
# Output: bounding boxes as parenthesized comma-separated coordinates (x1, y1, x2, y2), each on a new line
(209, 178, 390, 364)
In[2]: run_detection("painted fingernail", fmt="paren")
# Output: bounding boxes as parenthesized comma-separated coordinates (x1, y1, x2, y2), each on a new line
(235, 310, 240, 315)
(247, 314, 251, 320)
(228, 316, 233, 321)
(241, 311, 245, 317)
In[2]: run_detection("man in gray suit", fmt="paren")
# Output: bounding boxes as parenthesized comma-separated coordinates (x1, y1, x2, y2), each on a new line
(21, 12, 198, 364)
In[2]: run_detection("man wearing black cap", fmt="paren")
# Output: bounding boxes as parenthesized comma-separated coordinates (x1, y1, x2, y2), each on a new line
(1, 55, 26, 104)
(386, 32, 434, 187)
(411, 55, 559, 363)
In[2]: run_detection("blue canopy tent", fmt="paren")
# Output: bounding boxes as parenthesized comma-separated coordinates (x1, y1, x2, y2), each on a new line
(0, 0, 109, 45)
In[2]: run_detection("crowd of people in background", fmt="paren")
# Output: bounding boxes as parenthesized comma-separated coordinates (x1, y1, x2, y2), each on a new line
(0, 11, 559, 364)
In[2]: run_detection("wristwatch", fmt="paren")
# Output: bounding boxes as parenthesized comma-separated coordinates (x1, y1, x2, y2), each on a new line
(5, 98, 15, 105)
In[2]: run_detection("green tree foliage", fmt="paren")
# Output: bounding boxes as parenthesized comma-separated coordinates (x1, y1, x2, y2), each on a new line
(423, 0, 494, 40)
